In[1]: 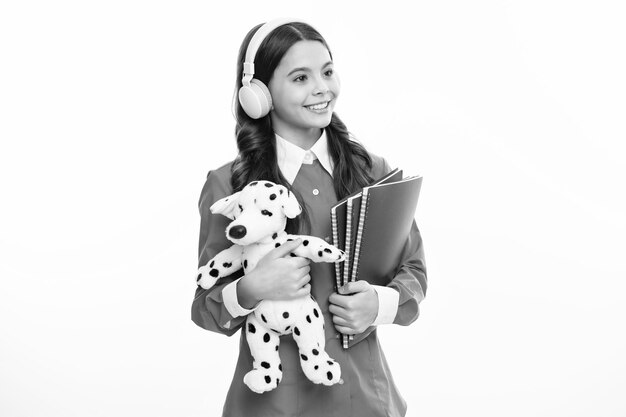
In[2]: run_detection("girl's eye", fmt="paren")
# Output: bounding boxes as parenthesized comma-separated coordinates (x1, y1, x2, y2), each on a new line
(293, 75, 307, 82)
(324, 69, 334, 77)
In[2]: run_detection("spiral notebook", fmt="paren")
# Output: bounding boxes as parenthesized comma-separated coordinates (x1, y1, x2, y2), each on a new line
(331, 168, 416, 349)
(349, 174, 423, 286)
(330, 168, 403, 290)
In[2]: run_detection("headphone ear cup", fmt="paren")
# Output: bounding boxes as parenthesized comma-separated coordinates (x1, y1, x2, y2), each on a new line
(238, 79, 273, 119)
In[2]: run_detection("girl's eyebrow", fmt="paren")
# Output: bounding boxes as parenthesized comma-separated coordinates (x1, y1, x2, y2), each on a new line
(287, 61, 333, 76)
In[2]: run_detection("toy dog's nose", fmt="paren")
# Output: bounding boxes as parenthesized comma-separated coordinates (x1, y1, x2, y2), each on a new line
(228, 225, 247, 239)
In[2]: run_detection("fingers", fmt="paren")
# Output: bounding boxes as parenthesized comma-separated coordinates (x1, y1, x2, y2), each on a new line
(268, 238, 302, 259)
(288, 256, 310, 269)
(328, 302, 348, 319)
(330, 313, 358, 335)
(295, 283, 311, 298)
(338, 280, 370, 295)
(328, 292, 351, 309)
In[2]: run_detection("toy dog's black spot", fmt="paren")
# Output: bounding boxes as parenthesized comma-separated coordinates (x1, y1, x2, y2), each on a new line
(287, 238, 294, 242)
(223, 262, 232, 268)
(261, 314, 267, 323)
(318, 251, 323, 257)
(209, 260, 214, 268)
(294, 327, 300, 336)
(238, 204, 243, 212)
(314, 365, 319, 370)
(270, 328, 279, 333)
(263, 333, 270, 343)
(244, 260, 248, 269)
(250, 181, 258, 186)
(279, 189, 283, 194)
(327, 360, 334, 365)
(275, 242, 281, 248)
(209, 269, 219, 277)
(300, 354, 308, 361)
(264, 375, 271, 384)
(324, 248, 332, 253)
(270, 193, 277, 200)
(282, 312, 289, 319)
(261, 361, 270, 369)
(261, 210, 273, 217)
(313, 308, 319, 318)
(290, 253, 297, 257)
(278, 364, 282, 371)
(272, 232, 278, 239)
(248, 323, 256, 333)
(303, 240, 309, 246)
(284, 326, 290, 331)
(275, 345, 279, 351)
(312, 349, 319, 355)
(196, 273, 202, 282)
(306, 315, 311, 323)
(264, 183, 273, 188)
(327, 371, 333, 380)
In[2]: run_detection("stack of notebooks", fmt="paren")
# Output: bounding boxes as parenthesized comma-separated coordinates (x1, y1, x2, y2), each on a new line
(330, 168, 422, 349)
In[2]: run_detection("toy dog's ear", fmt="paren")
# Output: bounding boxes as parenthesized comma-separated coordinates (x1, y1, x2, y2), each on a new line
(210, 191, 241, 220)
(278, 185, 302, 219)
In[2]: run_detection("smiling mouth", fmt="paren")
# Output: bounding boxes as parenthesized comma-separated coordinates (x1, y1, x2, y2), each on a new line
(305, 101, 330, 111)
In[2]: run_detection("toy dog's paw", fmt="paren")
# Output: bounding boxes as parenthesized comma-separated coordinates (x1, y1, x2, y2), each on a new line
(299, 349, 342, 386)
(311, 242, 345, 263)
(243, 368, 282, 394)
(196, 263, 220, 289)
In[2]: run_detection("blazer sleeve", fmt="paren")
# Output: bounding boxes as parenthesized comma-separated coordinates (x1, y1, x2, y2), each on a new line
(190, 169, 246, 336)
(388, 220, 427, 326)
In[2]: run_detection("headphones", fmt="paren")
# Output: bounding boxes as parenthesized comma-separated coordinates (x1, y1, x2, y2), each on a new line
(238, 18, 309, 119)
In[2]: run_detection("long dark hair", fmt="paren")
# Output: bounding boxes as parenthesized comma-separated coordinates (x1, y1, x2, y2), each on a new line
(231, 22, 373, 234)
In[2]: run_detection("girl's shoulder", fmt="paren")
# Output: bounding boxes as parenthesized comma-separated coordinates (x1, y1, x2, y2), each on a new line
(200, 160, 235, 202)
(367, 151, 393, 180)
(207, 160, 235, 183)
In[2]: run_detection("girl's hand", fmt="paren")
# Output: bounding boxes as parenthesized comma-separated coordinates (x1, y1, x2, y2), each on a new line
(328, 281, 379, 335)
(237, 239, 311, 307)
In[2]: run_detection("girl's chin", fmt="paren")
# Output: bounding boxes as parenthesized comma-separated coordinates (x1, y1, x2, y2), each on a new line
(303, 109, 333, 125)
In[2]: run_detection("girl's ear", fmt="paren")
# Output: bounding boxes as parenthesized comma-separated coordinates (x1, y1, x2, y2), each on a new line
(209, 191, 241, 220)
(278, 186, 302, 219)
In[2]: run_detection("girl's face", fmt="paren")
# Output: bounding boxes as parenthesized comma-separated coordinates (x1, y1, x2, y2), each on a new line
(268, 40, 340, 140)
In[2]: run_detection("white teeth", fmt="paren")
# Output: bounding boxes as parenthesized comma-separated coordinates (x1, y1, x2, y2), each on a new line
(306, 102, 329, 110)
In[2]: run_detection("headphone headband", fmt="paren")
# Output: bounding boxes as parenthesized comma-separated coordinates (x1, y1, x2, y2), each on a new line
(242, 17, 309, 83)
(238, 18, 311, 119)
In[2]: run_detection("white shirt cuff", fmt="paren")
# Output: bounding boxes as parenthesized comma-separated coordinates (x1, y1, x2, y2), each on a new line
(371, 285, 399, 325)
(222, 277, 256, 318)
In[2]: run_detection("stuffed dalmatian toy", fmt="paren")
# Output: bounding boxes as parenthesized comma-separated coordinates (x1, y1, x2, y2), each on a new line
(196, 180, 345, 394)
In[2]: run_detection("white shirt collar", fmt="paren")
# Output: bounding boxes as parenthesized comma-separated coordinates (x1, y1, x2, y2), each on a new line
(275, 130, 334, 184)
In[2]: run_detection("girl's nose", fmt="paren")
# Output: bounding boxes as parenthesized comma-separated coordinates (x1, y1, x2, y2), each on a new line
(313, 78, 329, 95)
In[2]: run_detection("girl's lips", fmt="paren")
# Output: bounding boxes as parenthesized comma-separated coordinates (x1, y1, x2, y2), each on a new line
(304, 100, 331, 111)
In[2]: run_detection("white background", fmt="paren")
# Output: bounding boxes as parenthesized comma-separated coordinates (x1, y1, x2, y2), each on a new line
(1, 1, 625, 416)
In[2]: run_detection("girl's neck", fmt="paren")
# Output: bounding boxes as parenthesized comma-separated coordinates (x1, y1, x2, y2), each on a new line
(272, 124, 322, 150)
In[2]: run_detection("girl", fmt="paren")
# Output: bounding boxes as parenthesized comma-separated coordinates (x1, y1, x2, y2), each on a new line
(192, 19, 427, 417)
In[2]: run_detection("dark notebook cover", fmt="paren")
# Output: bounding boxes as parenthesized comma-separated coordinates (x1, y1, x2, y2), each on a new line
(350, 175, 423, 286)
(330, 168, 402, 289)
